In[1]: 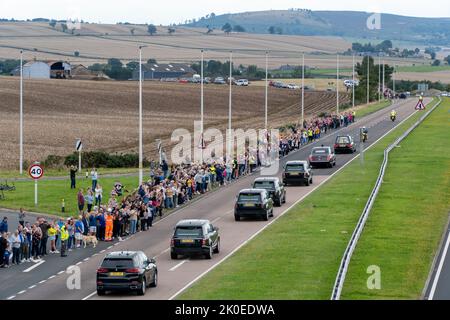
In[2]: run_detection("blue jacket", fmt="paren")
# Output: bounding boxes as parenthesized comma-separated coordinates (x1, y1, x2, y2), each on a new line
(89, 215, 96, 227)
(0, 220, 8, 233)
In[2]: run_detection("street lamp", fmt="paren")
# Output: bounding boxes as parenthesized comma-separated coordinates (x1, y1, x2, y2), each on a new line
(138, 45, 148, 185)
(19, 49, 23, 175)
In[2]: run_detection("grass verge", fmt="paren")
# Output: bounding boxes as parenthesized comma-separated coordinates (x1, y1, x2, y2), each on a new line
(354, 100, 392, 119)
(178, 99, 438, 300)
(341, 98, 450, 299)
(0, 167, 140, 180)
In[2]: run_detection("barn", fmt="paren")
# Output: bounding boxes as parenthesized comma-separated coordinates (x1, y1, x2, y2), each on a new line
(132, 63, 196, 80)
(18, 61, 72, 79)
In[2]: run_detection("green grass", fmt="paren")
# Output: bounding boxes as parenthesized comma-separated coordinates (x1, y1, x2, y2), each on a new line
(355, 100, 392, 119)
(178, 99, 438, 300)
(397, 65, 450, 73)
(0, 175, 140, 217)
(341, 98, 450, 300)
(0, 167, 140, 179)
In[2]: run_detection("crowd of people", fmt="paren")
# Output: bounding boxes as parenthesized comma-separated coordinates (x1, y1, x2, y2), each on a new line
(1, 109, 357, 268)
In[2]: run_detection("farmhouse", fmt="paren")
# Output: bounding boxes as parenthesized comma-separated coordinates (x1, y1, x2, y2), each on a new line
(11, 60, 72, 79)
(71, 64, 110, 80)
(132, 63, 196, 80)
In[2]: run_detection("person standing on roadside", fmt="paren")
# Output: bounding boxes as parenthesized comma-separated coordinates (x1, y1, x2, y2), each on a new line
(18, 208, 26, 227)
(0, 232, 8, 268)
(0, 217, 8, 234)
(85, 188, 94, 213)
(95, 184, 103, 206)
(77, 189, 85, 214)
(70, 165, 77, 189)
(60, 222, 69, 257)
(39, 218, 49, 257)
(31, 224, 42, 261)
(91, 167, 98, 191)
(10, 230, 22, 265)
(75, 217, 84, 248)
(48, 223, 58, 254)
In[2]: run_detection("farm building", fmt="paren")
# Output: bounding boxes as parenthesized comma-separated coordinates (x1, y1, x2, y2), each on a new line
(71, 64, 110, 80)
(132, 63, 196, 80)
(11, 61, 72, 79)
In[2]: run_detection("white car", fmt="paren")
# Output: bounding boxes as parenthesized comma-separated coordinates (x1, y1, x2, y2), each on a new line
(287, 84, 300, 89)
(344, 80, 359, 88)
(234, 79, 249, 86)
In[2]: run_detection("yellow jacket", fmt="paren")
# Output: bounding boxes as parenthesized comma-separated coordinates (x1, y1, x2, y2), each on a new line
(60, 225, 69, 241)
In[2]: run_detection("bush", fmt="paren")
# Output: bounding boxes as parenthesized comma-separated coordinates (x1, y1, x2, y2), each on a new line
(43, 154, 64, 168)
(64, 151, 148, 168)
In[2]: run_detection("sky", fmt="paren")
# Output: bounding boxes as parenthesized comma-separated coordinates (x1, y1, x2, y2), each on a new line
(1, 0, 449, 25)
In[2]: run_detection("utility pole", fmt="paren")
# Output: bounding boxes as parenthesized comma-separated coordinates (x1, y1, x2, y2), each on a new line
(200, 49, 204, 164)
(378, 53, 381, 103)
(367, 55, 370, 105)
(336, 54, 340, 114)
(138, 45, 147, 185)
(301, 53, 305, 126)
(265, 51, 268, 130)
(228, 50, 232, 161)
(19, 50, 24, 175)
(352, 54, 355, 108)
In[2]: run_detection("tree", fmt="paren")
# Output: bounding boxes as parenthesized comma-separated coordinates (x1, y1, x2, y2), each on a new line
(168, 27, 175, 34)
(130, 28, 135, 36)
(206, 26, 213, 34)
(74, 51, 80, 57)
(49, 20, 56, 28)
(377, 40, 393, 52)
(61, 23, 68, 33)
(432, 59, 441, 66)
(147, 58, 157, 64)
(268, 26, 276, 34)
(276, 27, 283, 35)
(221, 23, 232, 34)
(444, 55, 450, 65)
(415, 48, 420, 55)
(233, 25, 245, 32)
(147, 24, 157, 35)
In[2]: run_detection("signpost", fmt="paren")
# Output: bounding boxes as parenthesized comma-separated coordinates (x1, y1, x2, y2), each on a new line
(28, 162, 44, 206)
(75, 139, 82, 172)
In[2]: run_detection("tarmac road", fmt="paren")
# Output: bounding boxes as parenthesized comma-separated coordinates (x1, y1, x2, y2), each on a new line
(0, 98, 424, 300)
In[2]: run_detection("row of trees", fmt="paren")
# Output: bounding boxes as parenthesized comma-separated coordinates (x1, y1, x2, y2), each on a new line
(0, 59, 21, 75)
(190, 59, 266, 78)
(351, 40, 393, 53)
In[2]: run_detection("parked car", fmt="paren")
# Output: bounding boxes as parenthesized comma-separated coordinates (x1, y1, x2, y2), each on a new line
(170, 219, 220, 260)
(96, 251, 158, 296)
(399, 92, 407, 99)
(214, 77, 226, 84)
(234, 79, 249, 86)
(333, 135, 356, 154)
(282, 160, 313, 186)
(234, 189, 274, 221)
(252, 177, 286, 206)
(308, 146, 336, 168)
(287, 83, 300, 89)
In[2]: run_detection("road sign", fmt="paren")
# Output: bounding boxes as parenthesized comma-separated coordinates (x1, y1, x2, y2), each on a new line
(28, 163, 44, 180)
(75, 139, 82, 151)
(415, 100, 425, 110)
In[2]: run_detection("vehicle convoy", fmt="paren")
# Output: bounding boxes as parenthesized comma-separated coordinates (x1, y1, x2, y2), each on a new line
(252, 177, 286, 206)
(96, 251, 158, 296)
(334, 135, 356, 154)
(234, 189, 274, 221)
(282, 160, 313, 186)
(170, 219, 220, 260)
(308, 146, 336, 168)
(234, 79, 249, 86)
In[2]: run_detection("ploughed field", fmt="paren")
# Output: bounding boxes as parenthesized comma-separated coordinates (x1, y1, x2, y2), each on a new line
(0, 77, 349, 168)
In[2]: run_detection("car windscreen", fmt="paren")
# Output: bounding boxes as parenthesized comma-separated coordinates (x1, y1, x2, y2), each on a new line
(336, 137, 350, 144)
(312, 148, 329, 155)
(238, 193, 262, 202)
(253, 181, 275, 189)
(101, 258, 134, 268)
(175, 226, 203, 238)
(286, 164, 305, 171)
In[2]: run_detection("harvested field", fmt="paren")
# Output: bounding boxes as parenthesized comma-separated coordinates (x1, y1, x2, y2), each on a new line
(0, 76, 349, 169)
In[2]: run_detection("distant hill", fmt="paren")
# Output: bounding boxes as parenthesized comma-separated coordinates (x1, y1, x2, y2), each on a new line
(183, 10, 450, 45)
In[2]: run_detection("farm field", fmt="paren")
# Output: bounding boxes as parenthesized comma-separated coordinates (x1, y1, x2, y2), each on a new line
(0, 76, 349, 169)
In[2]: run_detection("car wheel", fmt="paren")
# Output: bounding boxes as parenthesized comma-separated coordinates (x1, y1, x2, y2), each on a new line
(234, 215, 240, 221)
(170, 252, 178, 260)
(213, 239, 220, 254)
(97, 289, 106, 296)
(305, 179, 310, 186)
(138, 278, 146, 296)
(275, 199, 282, 207)
(205, 246, 213, 259)
(310, 177, 313, 184)
(150, 272, 158, 287)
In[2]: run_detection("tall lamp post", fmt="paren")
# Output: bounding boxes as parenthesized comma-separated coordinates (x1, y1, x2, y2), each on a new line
(228, 50, 233, 161)
(301, 53, 305, 126)
(19, 50, 23, 175)
(336, 54, 340, 114)
(264, 51, 268, 130)
(138, 45, 148, 185)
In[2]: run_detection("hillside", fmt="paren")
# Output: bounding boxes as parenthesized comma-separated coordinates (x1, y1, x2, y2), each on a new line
(184, 10, 450, 45)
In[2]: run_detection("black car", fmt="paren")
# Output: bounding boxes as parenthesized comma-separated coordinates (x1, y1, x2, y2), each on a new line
(308, 146, 336, 168)
(334, 135, 356, 154)
(96, 251, 158, 296)
(252, 177, 286, 206)
(282, 160, 313, 186)
(171, 219, 220, 260)
(234, 189, 274, 221)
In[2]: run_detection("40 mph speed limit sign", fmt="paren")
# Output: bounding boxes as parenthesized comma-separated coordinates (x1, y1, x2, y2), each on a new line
(28, 163, 44, 180)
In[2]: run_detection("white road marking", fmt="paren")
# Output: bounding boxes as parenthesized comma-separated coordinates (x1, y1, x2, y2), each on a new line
(22, 260, 45, 273)
(211, 216, 222, 224)
(28, 285, 36, 289)
(169, 260, 188, 271)
(100, 250, 106, 253)
(39, 280, 46, 284)
(107, 246, 113, 249)
(57, 271, 64, 275)
(168, 105, 421, 300)
(76, 262, 82, 266)
(428, 230, 450, 300)
(82, 291, 97, 300)
(83, 258, 90, 261)
(7, 296, 16, 300)
(48, 275, 56, 280)
(17, 290, 26, 295)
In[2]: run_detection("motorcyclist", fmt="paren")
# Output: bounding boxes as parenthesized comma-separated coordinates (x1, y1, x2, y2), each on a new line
(390, 110, 397, 121)
(361, 127, 368, 142)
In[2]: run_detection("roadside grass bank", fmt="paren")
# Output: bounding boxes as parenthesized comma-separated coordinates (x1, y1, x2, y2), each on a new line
(341, 98, 450, 300)
(178, 100, 435, 300)
(355, 100, 392, 119)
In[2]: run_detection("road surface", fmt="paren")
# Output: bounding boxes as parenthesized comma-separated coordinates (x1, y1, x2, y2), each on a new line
(0, 98, 424, 300)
